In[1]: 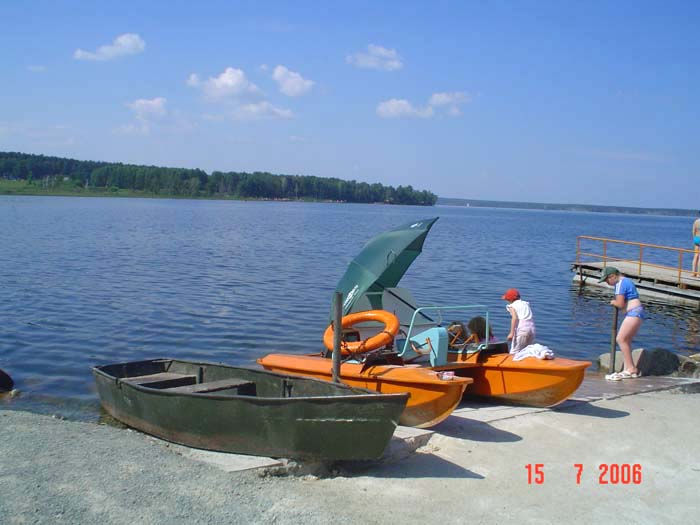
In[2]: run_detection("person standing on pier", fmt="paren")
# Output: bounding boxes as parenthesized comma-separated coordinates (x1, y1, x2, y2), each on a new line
(599, 267, 643, 380)
(692, 211, 700, 276)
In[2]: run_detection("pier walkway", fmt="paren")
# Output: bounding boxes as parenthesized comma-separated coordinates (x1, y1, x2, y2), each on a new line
(571, 235, 700, 308)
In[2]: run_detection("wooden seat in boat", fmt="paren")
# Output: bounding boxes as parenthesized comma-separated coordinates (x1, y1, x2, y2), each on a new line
(123, 372, 197, 389)
(164, 378, 255, 394)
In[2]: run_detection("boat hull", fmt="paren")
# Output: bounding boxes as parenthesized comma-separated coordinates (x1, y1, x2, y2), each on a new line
(257, 354, 471, 428)
(445, 353, 591, 407)
(93, 358, 408, 460)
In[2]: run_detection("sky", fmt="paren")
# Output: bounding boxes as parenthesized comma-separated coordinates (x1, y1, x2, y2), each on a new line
(1, 0, 698, 208)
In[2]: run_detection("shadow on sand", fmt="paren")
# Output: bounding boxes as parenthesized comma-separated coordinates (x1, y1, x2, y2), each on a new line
(553, 400, 629, 419)
(432, 416, 523, 442)
(342, 452, 484, 479)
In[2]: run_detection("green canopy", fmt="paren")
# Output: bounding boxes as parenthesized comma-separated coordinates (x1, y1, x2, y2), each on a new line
(334, 217, 439, 315)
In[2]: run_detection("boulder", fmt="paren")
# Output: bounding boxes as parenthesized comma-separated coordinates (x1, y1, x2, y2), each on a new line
(598, 348, 680, 375)
(0, 368, 13, 392)
(636, 348, 681, 376)
(598, 351, 626, 373)
(678, 356, 700, 378)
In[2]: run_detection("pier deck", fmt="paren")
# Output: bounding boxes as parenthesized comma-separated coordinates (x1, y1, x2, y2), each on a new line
(572, 235, 700, 308)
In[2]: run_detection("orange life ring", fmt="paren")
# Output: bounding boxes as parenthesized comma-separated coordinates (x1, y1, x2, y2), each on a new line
(323, 310, 400, 355)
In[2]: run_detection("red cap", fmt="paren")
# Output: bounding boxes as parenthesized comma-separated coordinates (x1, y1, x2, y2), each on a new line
(501, 288, 520, 301)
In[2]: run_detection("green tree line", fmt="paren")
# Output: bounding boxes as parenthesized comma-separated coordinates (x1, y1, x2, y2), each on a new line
(0, 152, 437, 205)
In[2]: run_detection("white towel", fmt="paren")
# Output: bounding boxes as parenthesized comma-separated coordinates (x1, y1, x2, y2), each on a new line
(511, 343, 555, 362)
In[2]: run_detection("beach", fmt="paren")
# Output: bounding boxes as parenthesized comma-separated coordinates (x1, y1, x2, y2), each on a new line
(2, 385, 698, 524)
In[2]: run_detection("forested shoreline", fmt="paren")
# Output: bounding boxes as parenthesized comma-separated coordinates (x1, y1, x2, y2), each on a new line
(0, 152, 437, 205)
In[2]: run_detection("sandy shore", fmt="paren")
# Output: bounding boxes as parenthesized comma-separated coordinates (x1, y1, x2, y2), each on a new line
(1, 388, 698, 524)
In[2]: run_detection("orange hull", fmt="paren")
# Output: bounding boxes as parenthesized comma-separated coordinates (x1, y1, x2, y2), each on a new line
(445, 353, 591, 407)
(257, 354, 471, 428)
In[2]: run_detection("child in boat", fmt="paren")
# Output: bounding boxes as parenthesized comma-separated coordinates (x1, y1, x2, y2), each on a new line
(502, 288, 536, 353)
(464, 316, 497, 344)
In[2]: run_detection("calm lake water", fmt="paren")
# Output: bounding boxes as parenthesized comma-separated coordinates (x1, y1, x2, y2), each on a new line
(2, 196, 699, 419)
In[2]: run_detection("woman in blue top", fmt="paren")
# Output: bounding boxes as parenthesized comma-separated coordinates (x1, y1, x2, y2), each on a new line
(599, 267, 643, 380)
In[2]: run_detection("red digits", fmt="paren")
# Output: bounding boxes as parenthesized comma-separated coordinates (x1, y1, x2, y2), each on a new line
(525, 464, 544, 484)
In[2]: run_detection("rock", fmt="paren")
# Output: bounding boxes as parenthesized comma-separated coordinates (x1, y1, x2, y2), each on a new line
(636, 348, 681, 376)
(598, 348, 680, 375)
(0, 368, 14, 392)
(678, 356, 700, 378)
(598, 351, 626, 373)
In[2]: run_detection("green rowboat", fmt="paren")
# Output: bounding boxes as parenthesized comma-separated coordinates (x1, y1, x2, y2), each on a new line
(93, 358, 408, 460)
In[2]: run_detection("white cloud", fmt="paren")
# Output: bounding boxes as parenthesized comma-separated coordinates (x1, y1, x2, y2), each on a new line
(346, 44, 403, 71)
(126, 97, 167, 119)
(429, 91, 470, 107)
(186, 73, 201, 87)
(428, 91, 471, 116)
(376, 99, 433, 119)
(272, 65, 314, 97)
(121, 97, 167, 134)
(74, 33, 145, 61)
(376, 91, 472, 119)
(188, 67, 261, 100)
(231, 101, 293, 120)
(27, 65, 47, 73)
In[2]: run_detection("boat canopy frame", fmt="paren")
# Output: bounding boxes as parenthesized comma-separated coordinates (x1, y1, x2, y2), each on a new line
(398, 304, 492, 358)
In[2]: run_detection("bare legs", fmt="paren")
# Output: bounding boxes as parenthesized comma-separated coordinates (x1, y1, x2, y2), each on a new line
(693, 247, 699, 276)
(616, 316, 643, 374)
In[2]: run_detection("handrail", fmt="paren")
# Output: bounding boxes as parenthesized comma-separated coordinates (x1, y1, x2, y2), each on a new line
(399, 305, 490, 357)
(576, 235, 696, 285)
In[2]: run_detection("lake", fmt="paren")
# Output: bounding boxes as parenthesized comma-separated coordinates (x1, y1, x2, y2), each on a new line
(2, 196, 699, 419)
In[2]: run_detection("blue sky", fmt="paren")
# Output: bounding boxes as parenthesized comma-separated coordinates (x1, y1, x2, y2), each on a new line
(1, 0, 698, 208)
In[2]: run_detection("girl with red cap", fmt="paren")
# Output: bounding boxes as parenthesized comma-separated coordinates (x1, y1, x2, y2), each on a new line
(502, 288, 536, 353)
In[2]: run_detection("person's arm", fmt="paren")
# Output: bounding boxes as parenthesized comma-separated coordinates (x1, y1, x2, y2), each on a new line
(610, 294, 626, 309)
(507, 308, 517, 340)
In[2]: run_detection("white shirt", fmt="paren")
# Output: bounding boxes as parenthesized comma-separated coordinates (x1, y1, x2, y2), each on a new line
(507, 299, 533, 321)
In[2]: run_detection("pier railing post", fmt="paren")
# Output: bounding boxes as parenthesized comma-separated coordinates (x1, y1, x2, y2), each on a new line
(610, 306, 619, 372)
(332, 292, 343, 384)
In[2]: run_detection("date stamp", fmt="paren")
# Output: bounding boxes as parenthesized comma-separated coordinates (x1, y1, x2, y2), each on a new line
(525, 463, 643, 485)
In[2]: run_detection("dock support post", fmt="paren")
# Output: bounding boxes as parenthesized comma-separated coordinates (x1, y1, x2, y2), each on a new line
(609, 307, 619, 372)
(332, 292, 342, 384)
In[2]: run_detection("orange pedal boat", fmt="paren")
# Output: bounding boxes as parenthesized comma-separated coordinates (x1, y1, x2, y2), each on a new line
(437, 349, 591, 407)
(257, 353, 472, 428)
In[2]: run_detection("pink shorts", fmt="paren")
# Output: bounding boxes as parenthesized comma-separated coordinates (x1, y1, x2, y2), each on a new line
(512, 319, 536, 353)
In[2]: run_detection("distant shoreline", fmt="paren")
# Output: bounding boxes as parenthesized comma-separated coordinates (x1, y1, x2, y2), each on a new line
(437, 197, 697, 217)
(1, 189, 696, 217)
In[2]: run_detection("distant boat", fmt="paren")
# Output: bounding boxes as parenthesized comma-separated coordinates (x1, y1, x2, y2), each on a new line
(93, 358, 408, 460)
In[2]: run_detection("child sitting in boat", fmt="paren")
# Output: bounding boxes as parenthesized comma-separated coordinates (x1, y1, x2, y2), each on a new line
(446, 317, 496, 348)
(465, 316, 497, 344)
(502, 288, 536, 353)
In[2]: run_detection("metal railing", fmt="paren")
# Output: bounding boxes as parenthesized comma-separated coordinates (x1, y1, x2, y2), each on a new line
(576, 235, 697, 284)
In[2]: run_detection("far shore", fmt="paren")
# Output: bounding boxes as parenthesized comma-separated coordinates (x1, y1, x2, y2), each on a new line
(2, 182, 696, 217)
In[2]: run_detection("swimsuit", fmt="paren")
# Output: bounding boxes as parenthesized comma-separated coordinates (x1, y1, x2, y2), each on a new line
(626, 305, 646, 319)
